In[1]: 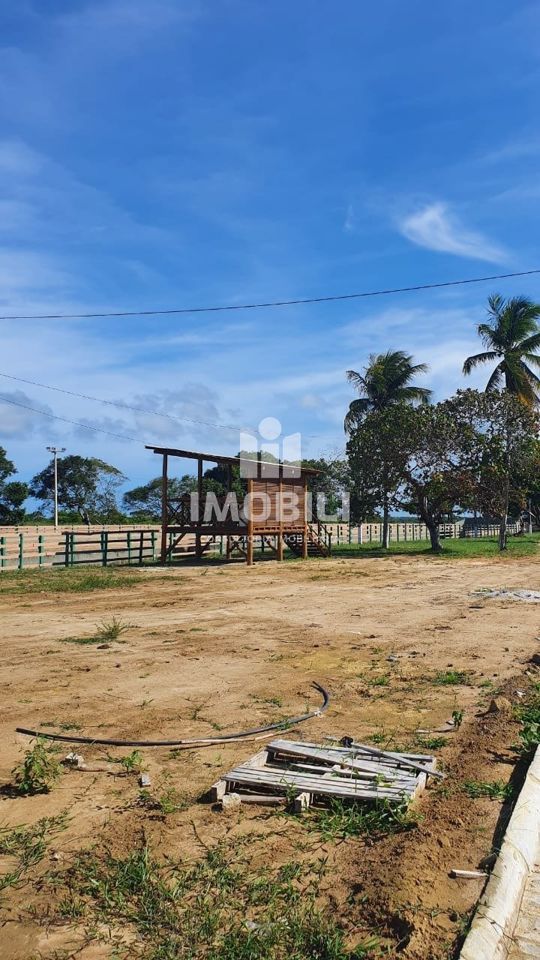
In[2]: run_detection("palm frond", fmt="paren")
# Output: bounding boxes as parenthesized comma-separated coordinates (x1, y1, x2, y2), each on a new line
(519, 361, 540, 387)
(344, 397, 370, 433)
(518, 331, 540, 353)
(524, 352, 540, 370)
(504, 357, 537, 405)
(485, 363, 504, 391)
(463, 351, 498, 375)
(477, 323, 499, 349)
(397, 385, 432, 404)
(487, 293, 504, 318)
(345, 370, 366, 390)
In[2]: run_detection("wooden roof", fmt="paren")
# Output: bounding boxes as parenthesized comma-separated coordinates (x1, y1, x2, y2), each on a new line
(145, 445, 319, 475)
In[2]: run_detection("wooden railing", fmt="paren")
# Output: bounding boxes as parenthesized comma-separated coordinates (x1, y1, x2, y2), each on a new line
(325, 521, 520, 545)
(0, 527, 159, 571)
(309, 521, 332, 555)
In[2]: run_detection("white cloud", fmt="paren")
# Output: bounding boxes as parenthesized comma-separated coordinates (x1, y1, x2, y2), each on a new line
(343, 203, 355, 233)
(0, 390, 53, 438)
(399, 202, 508, 264)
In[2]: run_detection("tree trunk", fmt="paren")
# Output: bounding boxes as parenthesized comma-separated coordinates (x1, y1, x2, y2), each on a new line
(498, 457, 510, 551)
(414, 488, 442, 554)
(426, 519, 442, 553)
(382, 495, 390, 549)
(498, 513, 508, 551)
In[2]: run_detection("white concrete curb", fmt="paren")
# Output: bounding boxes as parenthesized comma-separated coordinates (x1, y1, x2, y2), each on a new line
(459, 745, 540, 960)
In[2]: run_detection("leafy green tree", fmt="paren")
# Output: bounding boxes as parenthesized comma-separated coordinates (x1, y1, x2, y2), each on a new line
(30, 455, 126, 523)
(444, 390, 540, 549)
(463, 294, 540, 404)
(302, 456, 348, 519)
(347, 403, 469, 553)
(0, 447, 28, 524)
(348, 390, 540, 553)
(345, 351, 432, 546)
(123, 475, 197, 520)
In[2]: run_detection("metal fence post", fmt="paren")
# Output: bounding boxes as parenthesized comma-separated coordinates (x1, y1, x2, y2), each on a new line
(38, 534, 44, 568)
(18, 533, 24, 570)
(101, 531, 108, 566)
(138, 530, 144, 565)
(0, 536, 5, 569)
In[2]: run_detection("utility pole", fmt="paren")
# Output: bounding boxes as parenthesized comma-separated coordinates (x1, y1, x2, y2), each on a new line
(46, 446, 66, 531)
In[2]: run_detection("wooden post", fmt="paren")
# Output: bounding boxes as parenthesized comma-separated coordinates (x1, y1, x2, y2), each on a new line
(151, 529, 157, 560)
(102, 530, 108, 566)
(160, 454, 168, 564)
(38, 534, 44, 568)
(0, 535, 5, 569)
(277, 472, 284, 561)
(302, 477, 308, 559)
(138, 530, 144, 565)
(246, 478, 254, 565)
(18, 533, 24, 570)
(127, 529, 132, 565)
(195, 458, 203, 560)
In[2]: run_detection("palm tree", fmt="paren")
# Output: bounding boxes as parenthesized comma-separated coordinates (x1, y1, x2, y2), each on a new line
(463, 294, 540, 405)
(345, 350, 432, 548)
(344, 350, 432, 433)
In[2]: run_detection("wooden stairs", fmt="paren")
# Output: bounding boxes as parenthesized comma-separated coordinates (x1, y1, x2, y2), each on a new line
(284, 522, 331, 558)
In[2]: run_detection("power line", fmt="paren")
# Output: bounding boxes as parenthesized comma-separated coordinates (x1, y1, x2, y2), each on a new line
(0, 392, 344, 448)
(1, 268, 539, 321)
(0, 371, 342, 441)
(0, 395, 140, 444)
(0, 371, 255, 436)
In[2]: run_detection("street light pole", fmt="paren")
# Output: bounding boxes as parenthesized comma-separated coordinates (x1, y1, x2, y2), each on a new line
(46, 446, 66, 531)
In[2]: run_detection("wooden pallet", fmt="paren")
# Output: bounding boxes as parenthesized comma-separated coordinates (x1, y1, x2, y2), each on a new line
(209, 738, 438, 812)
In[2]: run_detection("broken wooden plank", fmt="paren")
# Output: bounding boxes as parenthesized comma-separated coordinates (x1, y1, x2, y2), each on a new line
(237, 794, 285, 806)
(209, 779, 227, 802)
(294, 791, 311, 813)
(267, 740, 422, 782)
(272, 760, 416, 787)
(326, 740, 442, 780)
(223, 766, 413, 800)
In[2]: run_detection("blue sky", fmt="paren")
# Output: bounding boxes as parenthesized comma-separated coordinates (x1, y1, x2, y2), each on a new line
(1, 0, 540, 489)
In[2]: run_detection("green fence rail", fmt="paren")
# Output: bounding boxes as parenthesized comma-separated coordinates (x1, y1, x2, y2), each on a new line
(0, 528, 159, 571)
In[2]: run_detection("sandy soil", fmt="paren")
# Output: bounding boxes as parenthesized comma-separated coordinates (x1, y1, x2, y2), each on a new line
(0, 552, 539, 959)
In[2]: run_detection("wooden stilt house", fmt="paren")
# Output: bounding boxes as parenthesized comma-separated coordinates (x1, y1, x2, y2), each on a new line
(146, 445, 331, 565)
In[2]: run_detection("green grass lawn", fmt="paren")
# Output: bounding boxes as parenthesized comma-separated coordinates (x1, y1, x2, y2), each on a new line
(329, 533, 540, 560)
(0, 566, 144, 596)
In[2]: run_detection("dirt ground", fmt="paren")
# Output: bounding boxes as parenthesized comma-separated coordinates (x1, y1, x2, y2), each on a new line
(1, 552, 539, 959)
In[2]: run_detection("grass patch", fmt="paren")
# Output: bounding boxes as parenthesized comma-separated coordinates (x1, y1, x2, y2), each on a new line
(462, 780, 513, 801)
(138, 776, 191, 816)
(105, 750, 145, 774)
(415, 736, 448, 750)
(433, 670, 470, 686)
(302, 798, 420, 842)
(516, 684, 540, 756)
(12, 739, 62, 795)
(0, 567, 143, 597)
(60, 615, 131, 646)
(0, 813, 68, 892)
(52, 842, 380, 959)
(329, 533, 540, 561)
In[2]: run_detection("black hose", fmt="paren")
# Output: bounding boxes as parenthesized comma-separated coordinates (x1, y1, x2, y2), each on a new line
(16, 682, 330, 748)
